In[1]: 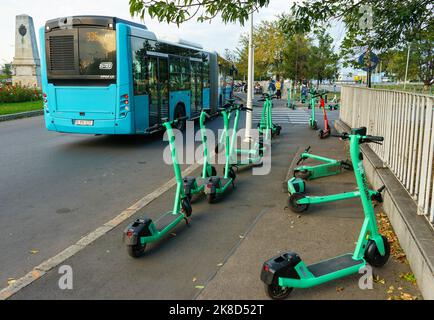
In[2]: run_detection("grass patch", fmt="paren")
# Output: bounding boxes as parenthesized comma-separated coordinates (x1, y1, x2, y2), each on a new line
(0, 100, 43, 116)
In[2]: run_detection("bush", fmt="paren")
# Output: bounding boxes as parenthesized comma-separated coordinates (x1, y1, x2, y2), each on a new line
(0, 83, 42, 103)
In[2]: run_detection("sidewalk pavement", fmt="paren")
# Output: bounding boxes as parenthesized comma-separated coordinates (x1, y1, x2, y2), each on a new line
(198, 97, 422, 300)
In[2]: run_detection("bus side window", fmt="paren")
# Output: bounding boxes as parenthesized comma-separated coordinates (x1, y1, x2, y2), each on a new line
(131, 37, 149, 96)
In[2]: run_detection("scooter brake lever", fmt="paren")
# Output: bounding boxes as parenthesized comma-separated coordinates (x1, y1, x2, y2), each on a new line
(377, 185, 386, 193)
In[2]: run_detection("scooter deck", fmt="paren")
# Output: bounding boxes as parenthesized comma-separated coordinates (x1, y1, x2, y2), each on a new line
(155, 212, 183, 231)
(307, 253, 362, 277)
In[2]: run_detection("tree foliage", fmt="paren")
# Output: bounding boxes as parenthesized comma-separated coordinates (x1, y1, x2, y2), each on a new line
(308, 27, 340, 84)
(281, 0, 433, 51)
(233, 20, 339, 83)
(129, 0, 270, 25)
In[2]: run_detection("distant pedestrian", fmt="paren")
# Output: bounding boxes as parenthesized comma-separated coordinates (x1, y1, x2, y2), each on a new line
(268, 78, 276, 95)
(275, 79, 282, 99)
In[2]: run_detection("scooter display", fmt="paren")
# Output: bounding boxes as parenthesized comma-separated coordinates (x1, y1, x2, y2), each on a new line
(261, 127, 390, 299)
(293, 146, 353, 180)
(123, 117, 192, 258)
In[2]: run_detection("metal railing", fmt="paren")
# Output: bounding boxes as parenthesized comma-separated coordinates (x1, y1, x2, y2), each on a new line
(340, 86, 434, 225)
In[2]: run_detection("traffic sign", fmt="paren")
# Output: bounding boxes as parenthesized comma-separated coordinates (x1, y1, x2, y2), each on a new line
(358, 51, 379, 72)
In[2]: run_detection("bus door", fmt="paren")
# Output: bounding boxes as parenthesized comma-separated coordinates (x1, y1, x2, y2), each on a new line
(191, 60, 202, 117)
(148, 56, 169, 127)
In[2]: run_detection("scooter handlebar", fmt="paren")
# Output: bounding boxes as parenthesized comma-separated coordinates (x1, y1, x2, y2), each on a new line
(363, 135, 384, 142)
(332, 132, 350, 140)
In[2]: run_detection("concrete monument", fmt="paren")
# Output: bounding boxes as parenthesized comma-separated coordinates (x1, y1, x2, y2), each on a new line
(12, 14, 41, 87)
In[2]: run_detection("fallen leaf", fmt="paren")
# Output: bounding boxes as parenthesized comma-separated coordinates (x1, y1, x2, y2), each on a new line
(239, 235, 244, 239)
(336, 287, 344, 292)
(195, 285, 205, 289)
(192, 277, 197, 282)
(217, 263, 223, 267)
(29, 250, 39, 254)
(7, 278, 16, 286)
(373, 275, 385, 285)
(400, 292, 414, 300)
(400, 272, 417, 285)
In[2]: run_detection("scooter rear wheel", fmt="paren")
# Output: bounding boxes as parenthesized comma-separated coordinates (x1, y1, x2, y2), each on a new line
(264, 283, 293, 300)
(207, 193, 216, 204)
(288, 193, 309, 213)
(364, 235, 390, 267)
(127, 242, 147, 258)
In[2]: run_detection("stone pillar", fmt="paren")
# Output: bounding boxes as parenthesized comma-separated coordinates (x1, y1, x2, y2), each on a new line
(12, 14, 41, 88)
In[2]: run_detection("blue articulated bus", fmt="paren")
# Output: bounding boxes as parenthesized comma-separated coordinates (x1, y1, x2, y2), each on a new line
(40, 16, 235, 134)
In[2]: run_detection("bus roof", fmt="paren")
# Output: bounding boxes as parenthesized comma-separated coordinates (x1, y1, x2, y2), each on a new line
(45, 15, 148, 32)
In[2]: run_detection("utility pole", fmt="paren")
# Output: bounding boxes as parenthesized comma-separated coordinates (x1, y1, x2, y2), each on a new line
(404, 42, 411, 90)
(244, 12, 254, 141)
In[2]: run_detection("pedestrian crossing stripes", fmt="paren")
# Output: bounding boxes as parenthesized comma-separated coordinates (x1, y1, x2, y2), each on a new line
(252, 108, 310, 124)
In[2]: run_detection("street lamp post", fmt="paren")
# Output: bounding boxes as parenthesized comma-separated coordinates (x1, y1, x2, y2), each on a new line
(244, 12, 254, 141)
(404, 43, 411, 90)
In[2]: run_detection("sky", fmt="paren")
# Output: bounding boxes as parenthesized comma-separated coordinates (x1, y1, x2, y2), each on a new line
(0, 0, 349, 73)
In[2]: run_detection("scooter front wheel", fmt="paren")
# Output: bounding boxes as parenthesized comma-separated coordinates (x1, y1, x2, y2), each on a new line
(364, 235, 390, 267)
(288, 193, 309, 213)
(264, 283, 293, 300)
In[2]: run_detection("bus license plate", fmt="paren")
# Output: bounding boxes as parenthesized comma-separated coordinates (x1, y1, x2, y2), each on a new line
(74, 120, 94, 126)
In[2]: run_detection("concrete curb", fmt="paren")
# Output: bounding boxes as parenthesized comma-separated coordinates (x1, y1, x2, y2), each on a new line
(335, 119, 434, 300)
(0, 110, 43, 122)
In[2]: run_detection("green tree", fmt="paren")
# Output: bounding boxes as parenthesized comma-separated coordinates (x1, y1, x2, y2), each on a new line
(281, 33, 311, 83)
(280, 0, 433, 51)
(2, 63, 12, 77)
(129, 0, 270, 25)
(308, 27, 340, 85)
(379, 34, 433, 86)
(234, 20, 286, 80)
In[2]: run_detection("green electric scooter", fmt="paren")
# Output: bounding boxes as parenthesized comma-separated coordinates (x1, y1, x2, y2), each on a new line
(293, 146, 353, 180)
(183, 109, 217, 200)
(261, 127, 390, 299)
(204, 105, 236, 203)
(287, 86, 296, 110)
(123, 117, 192, 258)
(228, 102, 265, 167)
(328, 94, 340, 110)
(287, 136, 384, 214)
(307, 88, 318, 130)
(258, 93, 281, 138)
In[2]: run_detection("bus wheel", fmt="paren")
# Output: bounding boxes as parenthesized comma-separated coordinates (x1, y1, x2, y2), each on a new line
(174, 104, 186, 131)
